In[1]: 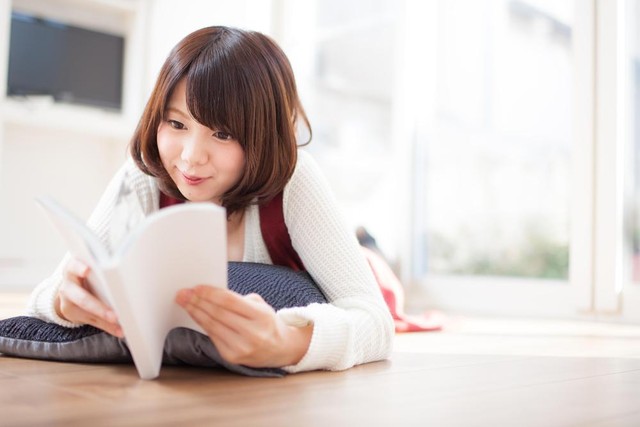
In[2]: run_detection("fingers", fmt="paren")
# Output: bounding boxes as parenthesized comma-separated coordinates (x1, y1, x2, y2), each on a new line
(64, 258, 90, 283)
(175, 286, 306, 367)
(175, 287, 274, 337)
(59, 297, 123, 338)
(180, 286, 268, 319)
(244, 293, 265, 304)
(178, 289, 252, 335)
(179, 297, 238, 348)
(176, 288, 278, 366)
(58, 259, 123, 337)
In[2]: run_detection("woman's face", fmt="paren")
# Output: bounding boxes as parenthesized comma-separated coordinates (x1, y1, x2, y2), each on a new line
(157, 79, 245, 205)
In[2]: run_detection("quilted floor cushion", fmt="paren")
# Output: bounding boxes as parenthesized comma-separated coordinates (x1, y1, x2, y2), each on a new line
(0, 262, 327, 377)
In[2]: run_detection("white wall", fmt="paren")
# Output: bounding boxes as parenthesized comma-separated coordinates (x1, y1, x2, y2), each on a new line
(143, 0, 273, 95)
(0, 126, 127, 287)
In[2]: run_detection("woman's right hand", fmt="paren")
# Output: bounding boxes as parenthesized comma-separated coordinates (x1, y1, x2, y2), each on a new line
(55, 258, 124, 338)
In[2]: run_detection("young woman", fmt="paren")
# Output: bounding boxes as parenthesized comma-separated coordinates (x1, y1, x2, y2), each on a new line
(27, 26, 394, 373)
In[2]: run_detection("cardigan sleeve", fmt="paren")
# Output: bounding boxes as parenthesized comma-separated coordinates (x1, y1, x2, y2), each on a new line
(277, 150, 394, 372)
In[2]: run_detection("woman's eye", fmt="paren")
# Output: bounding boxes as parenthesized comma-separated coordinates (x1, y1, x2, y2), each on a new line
(213, 131, 233, 141)
(167, 120, 185, 130)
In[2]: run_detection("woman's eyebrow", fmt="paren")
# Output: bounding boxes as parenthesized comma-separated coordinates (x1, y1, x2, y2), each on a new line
(166, 106, 190, 118)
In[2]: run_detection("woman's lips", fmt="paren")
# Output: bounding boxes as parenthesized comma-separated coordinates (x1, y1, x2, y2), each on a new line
(180, 171, 207, 185)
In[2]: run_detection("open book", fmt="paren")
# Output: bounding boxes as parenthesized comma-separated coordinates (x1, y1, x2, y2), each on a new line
(36, 196, 227, 380)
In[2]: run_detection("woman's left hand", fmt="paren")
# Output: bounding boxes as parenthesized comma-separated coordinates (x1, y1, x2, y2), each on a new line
(175, 286, 313, 368)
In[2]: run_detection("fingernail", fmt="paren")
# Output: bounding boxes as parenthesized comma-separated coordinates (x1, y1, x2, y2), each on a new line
(176, 289, 193, 305)
(80, 265, 90, 277)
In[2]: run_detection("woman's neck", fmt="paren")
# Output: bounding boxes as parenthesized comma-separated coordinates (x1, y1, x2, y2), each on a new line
(226, 210, 246, 262)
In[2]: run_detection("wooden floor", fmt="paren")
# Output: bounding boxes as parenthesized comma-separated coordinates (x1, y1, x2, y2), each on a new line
(2, 294, 640, 427)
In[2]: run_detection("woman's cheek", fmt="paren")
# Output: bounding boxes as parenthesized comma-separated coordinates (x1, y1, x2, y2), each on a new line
(156, 129, 175, 165)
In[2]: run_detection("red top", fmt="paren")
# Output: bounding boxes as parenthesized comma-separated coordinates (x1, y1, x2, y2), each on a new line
(258, 192, 306, 271)
(159, 192, 184, 209)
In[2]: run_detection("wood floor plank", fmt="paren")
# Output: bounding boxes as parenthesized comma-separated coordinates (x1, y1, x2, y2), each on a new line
(4, 295, 640, 427)
(397, 369, 640, 427)
(0, 356, 116, 376)
(103, 359, 640, 427)
(2, 353, 640, 426)
(0, 375, 111, 427)
(394, 330, 640, 358)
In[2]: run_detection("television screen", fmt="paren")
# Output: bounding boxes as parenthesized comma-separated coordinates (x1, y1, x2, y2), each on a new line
(7, 12, 124, 110)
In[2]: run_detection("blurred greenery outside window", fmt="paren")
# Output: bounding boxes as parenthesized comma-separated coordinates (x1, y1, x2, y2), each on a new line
(418, 0, 573, 280)
(299, 0, 573, 281)
(627, 0, 640, 284)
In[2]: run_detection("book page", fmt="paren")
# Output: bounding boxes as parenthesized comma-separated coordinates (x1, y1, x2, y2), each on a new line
(109, 203, 227, 379)
(35, 196, 115, 307)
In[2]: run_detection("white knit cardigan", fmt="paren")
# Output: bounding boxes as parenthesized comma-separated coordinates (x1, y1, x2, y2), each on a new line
(26, 150, 394, 373)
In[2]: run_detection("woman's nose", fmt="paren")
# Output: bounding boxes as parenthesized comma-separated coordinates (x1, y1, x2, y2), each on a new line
(181, 136, 208, 166)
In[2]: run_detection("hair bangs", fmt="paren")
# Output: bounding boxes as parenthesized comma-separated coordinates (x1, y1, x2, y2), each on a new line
(184, 47, 246, 143)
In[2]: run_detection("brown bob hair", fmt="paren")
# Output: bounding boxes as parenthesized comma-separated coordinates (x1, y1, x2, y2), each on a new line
(130, 26, 311, 215)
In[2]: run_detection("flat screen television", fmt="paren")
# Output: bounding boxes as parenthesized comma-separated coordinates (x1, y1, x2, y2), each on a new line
(7, 12, 125, 111)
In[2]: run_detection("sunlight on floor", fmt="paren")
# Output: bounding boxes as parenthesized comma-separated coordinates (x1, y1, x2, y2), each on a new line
(394, 314, 640, 359)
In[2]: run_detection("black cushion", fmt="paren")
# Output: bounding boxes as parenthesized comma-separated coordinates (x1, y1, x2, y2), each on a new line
(0, 262, 326, 377)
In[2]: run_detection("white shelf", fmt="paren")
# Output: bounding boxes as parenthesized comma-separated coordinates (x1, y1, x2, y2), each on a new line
(0, 0, 145, 140)
(1, 98, 135, 140)
(11, 0, 139, 35)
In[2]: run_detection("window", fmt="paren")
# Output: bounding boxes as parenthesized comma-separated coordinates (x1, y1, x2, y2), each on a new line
(277, 0, 402, 259)
(398, 0, 584, 316)
(623, 0, 640, 319)
(416, 0, 573, 281)
(278, 0, 639, 321)
(627, 0, 640, 287)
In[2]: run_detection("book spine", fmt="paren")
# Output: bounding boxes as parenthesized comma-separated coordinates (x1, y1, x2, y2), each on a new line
(100, 266, 162, 380)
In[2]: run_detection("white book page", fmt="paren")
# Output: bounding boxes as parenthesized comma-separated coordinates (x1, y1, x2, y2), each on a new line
(112, 203, 228, 379)
(35, 197, 115, 308)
